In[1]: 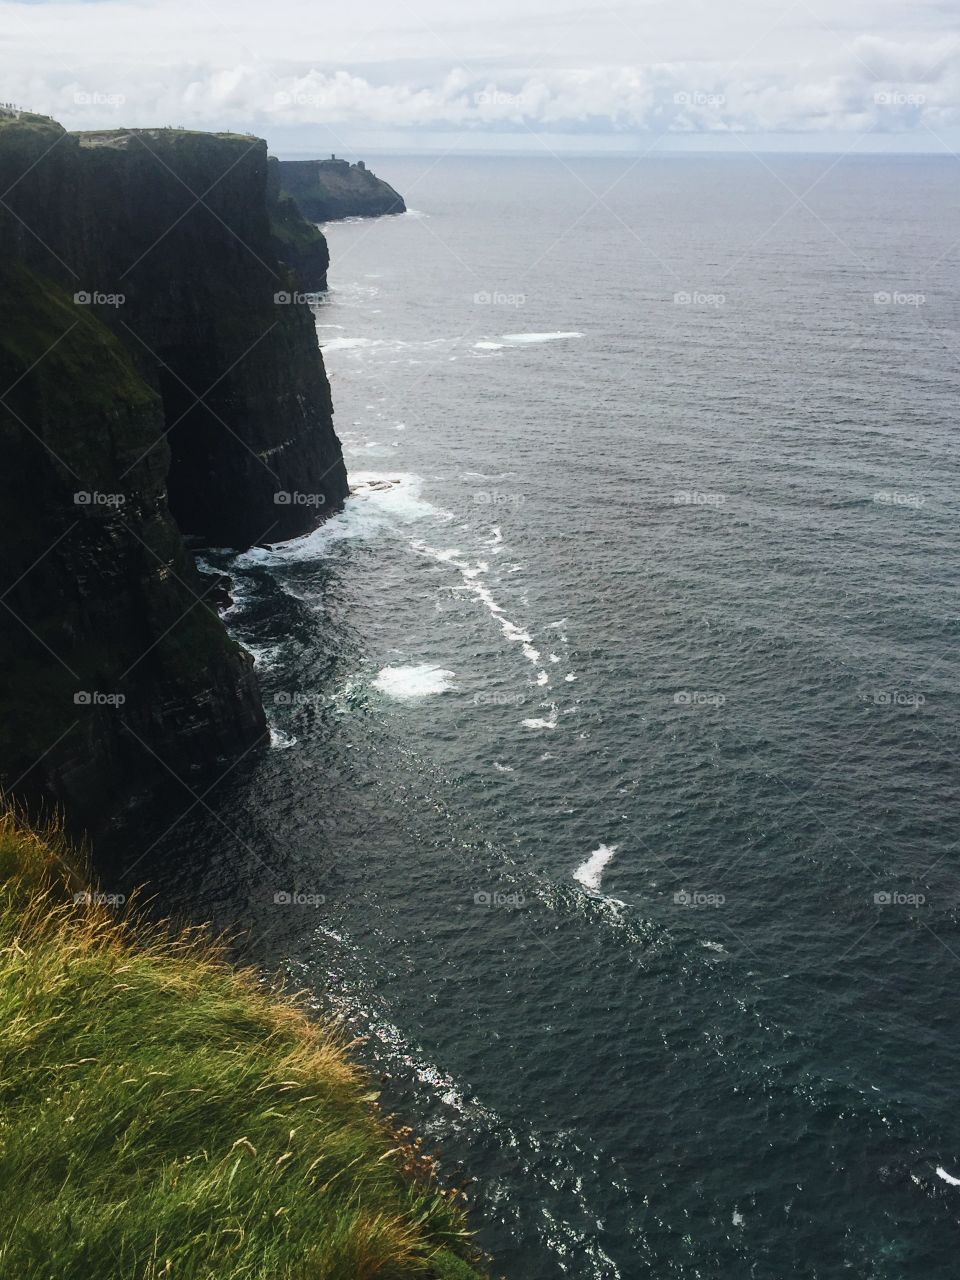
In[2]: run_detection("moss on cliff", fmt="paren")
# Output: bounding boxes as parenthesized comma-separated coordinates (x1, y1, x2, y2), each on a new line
(0, 803, 487, 1280)
(0, 263, 156, 420)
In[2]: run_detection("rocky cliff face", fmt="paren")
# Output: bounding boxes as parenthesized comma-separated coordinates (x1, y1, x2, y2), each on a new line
(278, 157, 406, 222)
(267, 156, 330, 290)
(0, 113, 348, 827)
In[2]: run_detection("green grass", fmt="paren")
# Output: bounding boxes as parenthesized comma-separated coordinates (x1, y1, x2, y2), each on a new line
(0, 803, 488, 1280)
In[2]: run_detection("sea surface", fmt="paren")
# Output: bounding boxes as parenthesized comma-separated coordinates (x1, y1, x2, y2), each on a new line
(109, 154, 960, 1278)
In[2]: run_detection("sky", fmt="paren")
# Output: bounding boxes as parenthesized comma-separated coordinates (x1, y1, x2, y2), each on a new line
(2, 0, 960, 154)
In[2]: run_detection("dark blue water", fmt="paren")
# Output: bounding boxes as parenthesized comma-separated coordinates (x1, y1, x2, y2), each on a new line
(110, 155, 960, 1278)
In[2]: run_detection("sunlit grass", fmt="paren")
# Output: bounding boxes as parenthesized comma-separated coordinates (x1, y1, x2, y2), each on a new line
(0, 799, 485, 1280)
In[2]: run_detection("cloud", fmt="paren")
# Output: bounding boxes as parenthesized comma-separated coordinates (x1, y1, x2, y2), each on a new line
(2, 1, 959, 141)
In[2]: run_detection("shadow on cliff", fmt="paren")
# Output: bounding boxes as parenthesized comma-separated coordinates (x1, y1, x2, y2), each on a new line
(0, 113, 348, 835)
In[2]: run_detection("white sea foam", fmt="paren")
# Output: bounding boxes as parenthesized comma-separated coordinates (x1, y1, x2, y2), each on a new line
(565, 673, 577, 682)
(373, 663, 455, 700)
(936, 1166, 960, 1186)
(324, 333, 458, 358)
(493, 761, 515, 773)
(344, 440, 397, 459)
(321, 335, 379, 352)
(573, 843, 619, 892)
(522, 703, 559, 731)
(473, 340, 504, 351)
(501, 331, 584, 344)
(243, 642, 282, 670)
(237, 473, 447, 566)
(413, 539, 544, 673)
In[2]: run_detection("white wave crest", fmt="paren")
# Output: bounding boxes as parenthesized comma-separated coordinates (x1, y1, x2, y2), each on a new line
(501, 331, 584, 344)
(373, 663, 456, 700)
(573, 843, 619, 892)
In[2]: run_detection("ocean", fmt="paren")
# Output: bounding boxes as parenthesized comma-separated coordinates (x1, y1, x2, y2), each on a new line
(108, 154, 960, 1277)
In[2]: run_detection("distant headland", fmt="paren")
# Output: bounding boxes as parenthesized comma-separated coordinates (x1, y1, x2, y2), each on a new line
(278, 154, 406, 222)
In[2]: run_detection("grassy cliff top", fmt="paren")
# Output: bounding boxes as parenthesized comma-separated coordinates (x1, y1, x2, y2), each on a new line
(0, 111, 64, 137)
(75, 127, 261, 149)
(0, 803, 487, 1280)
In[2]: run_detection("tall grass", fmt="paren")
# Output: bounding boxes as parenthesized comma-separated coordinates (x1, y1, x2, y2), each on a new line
(0, 800, 486, 1280)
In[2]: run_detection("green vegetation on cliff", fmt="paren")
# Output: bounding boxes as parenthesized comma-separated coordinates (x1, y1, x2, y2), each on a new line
(0, 803, 486, 1280)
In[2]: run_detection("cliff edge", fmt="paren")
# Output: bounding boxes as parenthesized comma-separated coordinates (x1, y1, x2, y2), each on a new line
(0, 113, 348, 825)
(0, 802, 487, 1279)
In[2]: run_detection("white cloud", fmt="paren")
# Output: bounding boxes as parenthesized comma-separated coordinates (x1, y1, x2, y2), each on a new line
(2, 0, 959, 145)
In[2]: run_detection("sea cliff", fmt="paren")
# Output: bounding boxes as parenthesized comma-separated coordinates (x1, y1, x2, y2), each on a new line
(278, 156, 406, 221)
(0, 113, 347, 825)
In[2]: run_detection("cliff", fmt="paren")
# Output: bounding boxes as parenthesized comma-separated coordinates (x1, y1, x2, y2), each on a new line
(278, 156, 406, 221)
(0, 114, 348, 825)
(267, 155, 330, 289)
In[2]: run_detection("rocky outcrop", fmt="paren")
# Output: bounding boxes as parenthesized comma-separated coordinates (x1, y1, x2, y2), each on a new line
(278, 157, 405, 222)
(0, 113, 348, 827)
(267, 156, 330, 290)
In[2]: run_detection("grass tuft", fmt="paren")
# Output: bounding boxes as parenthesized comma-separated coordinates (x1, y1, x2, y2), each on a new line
(0, 798, 487, 1279)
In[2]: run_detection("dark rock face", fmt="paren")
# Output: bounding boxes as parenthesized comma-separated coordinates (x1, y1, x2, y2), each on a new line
(0, 122, 349, 547)
(0, 114, 348, 827)
(278, 157, 406, 222)
(267, 156, 330, 290)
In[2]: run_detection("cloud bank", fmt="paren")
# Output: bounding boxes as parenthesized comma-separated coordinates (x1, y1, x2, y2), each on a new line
(2, 0, 959, 146)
